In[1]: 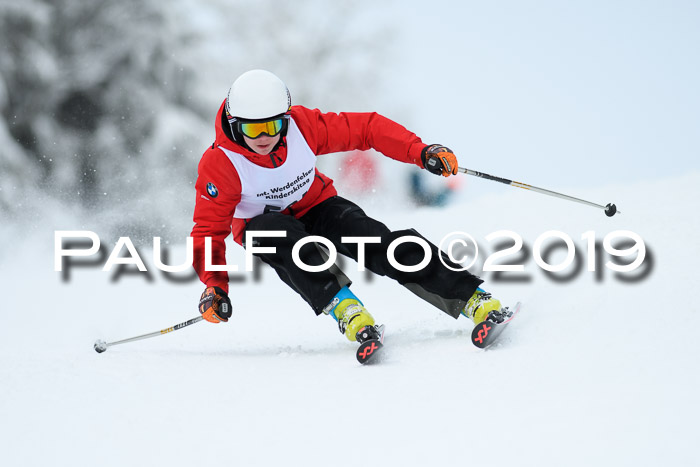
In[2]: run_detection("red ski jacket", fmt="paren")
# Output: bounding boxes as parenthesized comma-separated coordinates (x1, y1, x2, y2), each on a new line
(191, 100, 428, 292)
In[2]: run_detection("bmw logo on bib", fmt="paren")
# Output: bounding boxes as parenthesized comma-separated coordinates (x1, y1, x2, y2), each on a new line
(206, 182, 219, 198)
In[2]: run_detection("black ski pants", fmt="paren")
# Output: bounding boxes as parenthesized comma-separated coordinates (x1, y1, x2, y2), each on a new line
(244, 196, 483, 318)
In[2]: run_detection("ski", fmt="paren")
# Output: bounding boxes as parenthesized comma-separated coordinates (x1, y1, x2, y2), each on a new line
(356, 324, 385, 364)
(471, 302, 522, 349)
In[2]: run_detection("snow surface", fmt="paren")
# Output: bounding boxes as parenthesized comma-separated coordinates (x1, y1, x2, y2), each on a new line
(1, 171, 699, 466)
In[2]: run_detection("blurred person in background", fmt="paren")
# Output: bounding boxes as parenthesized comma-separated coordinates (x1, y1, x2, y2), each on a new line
(408, 170, 462, 207)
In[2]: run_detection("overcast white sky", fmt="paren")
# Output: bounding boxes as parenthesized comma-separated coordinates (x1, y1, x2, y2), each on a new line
(368, 1, 700, 192)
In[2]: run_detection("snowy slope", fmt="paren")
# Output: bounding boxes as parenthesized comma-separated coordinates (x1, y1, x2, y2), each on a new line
(1, 171, 698, 467)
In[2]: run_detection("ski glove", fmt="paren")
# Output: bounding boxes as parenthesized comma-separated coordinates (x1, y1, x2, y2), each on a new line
(199, 286, 232, 323)
(422, 144, 458, 177)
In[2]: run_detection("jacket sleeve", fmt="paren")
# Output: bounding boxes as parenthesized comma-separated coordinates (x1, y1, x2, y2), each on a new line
(290, 106, 428, 167)
(190, 147, 244, 294)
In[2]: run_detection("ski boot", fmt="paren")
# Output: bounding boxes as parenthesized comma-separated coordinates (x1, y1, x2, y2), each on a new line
(324, 286, 376, 342)
(462, 287, 505, 324)
(324, 287, 385, 363)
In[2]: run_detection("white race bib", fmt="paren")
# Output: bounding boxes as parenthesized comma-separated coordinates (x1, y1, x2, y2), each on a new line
(220, 118, 317, 218)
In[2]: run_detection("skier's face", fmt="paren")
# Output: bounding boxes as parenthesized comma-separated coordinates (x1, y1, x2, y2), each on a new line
(244, 134, 281, 155)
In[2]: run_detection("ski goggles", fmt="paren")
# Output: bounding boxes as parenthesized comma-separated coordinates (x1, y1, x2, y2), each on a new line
(238, 118, 285, 139)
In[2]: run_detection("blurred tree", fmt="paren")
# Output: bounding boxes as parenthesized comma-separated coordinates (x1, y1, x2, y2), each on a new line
(0, 0, 398, 238)
(225, 1, 392, 110)
(0, 0, 207, 235)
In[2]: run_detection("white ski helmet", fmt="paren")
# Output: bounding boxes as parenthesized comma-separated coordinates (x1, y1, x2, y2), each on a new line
(226, 69, 291, 120)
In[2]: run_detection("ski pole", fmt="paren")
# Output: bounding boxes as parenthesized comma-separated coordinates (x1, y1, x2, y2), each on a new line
(457, 167, 620, 217)
(94, 316, 203, 353)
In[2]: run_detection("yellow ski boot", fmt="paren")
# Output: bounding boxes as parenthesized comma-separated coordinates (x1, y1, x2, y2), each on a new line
(462, 288, 502, 324)
(324, 287, 376, 342)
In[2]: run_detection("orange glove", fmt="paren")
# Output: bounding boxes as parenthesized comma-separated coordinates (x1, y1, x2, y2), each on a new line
(198, 286, 232, 323)
(422, 144, 458, 177)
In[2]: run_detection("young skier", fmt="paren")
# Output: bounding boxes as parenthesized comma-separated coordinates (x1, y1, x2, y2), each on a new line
(191, 69, 505, 349)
